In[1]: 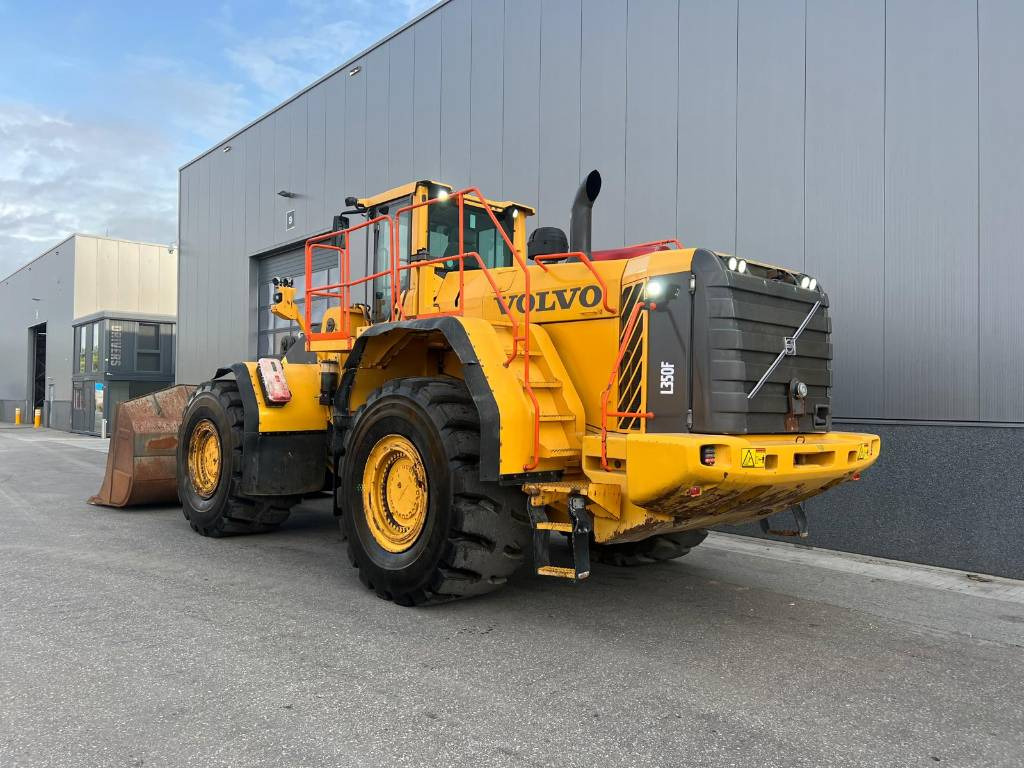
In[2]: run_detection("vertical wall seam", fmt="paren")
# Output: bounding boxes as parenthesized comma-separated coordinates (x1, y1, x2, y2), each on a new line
(881, 0, 887, 420)
(976, 0, 982, 420)
(618, 0, 626, 246)
(577, 0, 583, 189)
(802, 0, 808, 271)
(734, 0, 740, 255)
(674, 0, 681, 242)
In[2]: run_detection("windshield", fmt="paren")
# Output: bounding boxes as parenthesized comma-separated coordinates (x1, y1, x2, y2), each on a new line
(427, 202, 514, 271)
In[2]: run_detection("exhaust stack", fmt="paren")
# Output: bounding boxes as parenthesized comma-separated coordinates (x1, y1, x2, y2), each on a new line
(569, 170, 602, 259)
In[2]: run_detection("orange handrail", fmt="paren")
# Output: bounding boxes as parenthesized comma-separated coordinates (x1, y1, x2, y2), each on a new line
(532, 250, 616, 314)
(599, 299, 653, 470)
(305, 214, 393, 344)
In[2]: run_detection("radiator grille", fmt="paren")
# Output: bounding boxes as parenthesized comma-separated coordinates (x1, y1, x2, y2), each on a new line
(616, 281, 646, 429)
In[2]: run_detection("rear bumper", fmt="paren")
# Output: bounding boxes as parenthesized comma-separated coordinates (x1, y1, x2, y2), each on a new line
(618, 430, 879, 525)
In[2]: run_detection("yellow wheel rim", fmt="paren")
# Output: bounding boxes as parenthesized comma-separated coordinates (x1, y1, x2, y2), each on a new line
(187, 419, 222, 499)
(362, 435, 429, 553)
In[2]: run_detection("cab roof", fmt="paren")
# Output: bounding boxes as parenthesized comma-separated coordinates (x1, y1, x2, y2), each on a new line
(358, 180, 536, 215)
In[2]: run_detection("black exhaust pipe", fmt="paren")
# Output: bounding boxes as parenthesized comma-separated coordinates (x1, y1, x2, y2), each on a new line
(569, 170, 602, 259)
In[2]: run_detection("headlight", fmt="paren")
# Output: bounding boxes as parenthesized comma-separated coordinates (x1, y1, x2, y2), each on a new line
(809, 278, 817, 291)
(737, 259, 747, 274)
(727, 256, 738, 271)
(800, 276, 811, 289)
(645, 280, 664, 299)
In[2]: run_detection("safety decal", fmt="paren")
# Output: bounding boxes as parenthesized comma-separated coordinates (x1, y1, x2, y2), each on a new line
(740, 448, 767, 469)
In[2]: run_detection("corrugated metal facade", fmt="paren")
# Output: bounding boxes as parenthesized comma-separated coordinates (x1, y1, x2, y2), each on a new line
(177, 0, 1024, 427)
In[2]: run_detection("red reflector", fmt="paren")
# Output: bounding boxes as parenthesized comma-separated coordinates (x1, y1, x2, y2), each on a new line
(851, 472, 861, 481)
(688, 486, 702, 497)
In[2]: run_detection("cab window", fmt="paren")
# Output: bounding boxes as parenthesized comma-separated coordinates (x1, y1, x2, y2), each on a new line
(427, 203, 513, 270)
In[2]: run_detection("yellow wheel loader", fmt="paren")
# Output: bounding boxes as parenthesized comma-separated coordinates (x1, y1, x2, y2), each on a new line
(118, 172, 881, 604)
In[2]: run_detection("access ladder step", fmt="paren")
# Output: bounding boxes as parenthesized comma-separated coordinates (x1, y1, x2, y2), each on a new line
(538, 413, 575, 422)
(527, 494, 592, 582)
(519, 379, 563, 389)
(540, 447, 580, 458)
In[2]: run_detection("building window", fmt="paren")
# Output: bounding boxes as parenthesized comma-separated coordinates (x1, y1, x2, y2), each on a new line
(90, 321, 101, 372)
(137, 323, 161, 372)
(77, 326, 86, 373)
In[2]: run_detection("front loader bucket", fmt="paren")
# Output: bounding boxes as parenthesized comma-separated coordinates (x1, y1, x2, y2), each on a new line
(89, 384, 197, 507)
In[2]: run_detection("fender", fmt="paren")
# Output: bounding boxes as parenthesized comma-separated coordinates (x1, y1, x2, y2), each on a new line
(338, 317, 577, 483)
(213, 362, 327, 496)
(337, 318, 507, 481)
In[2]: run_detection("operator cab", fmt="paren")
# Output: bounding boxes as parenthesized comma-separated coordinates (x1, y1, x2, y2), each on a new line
(353, 181, 533, 322)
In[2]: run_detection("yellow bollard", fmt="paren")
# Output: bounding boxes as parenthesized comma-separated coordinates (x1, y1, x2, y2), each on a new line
(34, 408, 42, 428)
(14, 407, 21, 425)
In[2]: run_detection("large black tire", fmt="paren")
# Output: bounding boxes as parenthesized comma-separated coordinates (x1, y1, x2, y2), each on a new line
(177, 380, 297, 537)
(340, 377, 530, 606)
(592, 530, 708, 567)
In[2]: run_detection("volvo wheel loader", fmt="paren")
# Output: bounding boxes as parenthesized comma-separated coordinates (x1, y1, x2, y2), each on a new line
(164, 171, 880, 605)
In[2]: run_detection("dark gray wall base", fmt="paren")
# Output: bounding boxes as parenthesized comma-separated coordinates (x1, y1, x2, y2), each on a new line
(722, 422, 1024, 580)
(0, 399, 72, 431)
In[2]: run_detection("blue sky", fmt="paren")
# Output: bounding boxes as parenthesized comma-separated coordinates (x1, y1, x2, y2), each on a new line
(0, 0, 433, 276)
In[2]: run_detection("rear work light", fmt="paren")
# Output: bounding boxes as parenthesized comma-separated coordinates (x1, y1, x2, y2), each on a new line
(700, 445, 716, 466)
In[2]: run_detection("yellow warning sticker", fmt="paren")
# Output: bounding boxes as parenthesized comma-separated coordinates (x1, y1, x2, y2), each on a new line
(740, 448, 767, 469)
(857, 443, 869, 460)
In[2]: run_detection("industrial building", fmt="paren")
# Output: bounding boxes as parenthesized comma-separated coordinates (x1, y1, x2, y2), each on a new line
(177, 0, 1023, 578)
(0, 234, 177, 433)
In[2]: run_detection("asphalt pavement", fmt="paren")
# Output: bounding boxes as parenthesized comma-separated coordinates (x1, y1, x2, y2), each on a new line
(1, 427, 1022, 768)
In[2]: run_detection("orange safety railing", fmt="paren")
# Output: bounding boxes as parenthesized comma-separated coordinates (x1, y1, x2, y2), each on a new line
(532, 250, 616, 314)
(304, 214, 394, 344)
(599, 299, 653, 470)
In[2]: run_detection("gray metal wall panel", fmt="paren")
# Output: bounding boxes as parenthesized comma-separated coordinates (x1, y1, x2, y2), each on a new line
(884, 0, 979, 420)
(537, 0, 582, 231)
(228, 133, 249, 365)
(500, 0, 540, 207)
(580, 0, 627, 249)
(242, 119, 262, 258)
(175, 167, 191, 382)
(979, 0, 1024, 422)
(412, 12, 443, 181)
(272, 105, 293, 247)
(345, 56, 368, 200)
(196, 156, 212, 375)
(305, 83, 327, 234)
(257, 117, 275, 251)
(323, 72, 347, 216)
(470, 0, 505, 195)
(804, 0, 885, 419)
(624, 0, 679, 245)
(440, 0, 471, 187)
(364, 46, 390, 196)
(676, 0, 737, 254)
(287, 99, 308, 240)
(212, 140, 230, 370)
(735, 0, 805, 267)
(387, 30, 415, 188)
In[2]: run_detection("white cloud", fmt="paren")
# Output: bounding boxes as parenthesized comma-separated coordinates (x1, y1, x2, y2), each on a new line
(0, 0, 430, 277)
(0, 102, 178, 277)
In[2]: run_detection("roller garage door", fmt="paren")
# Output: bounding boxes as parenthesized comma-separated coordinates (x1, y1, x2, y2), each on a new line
(255, 248, 337, 356)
